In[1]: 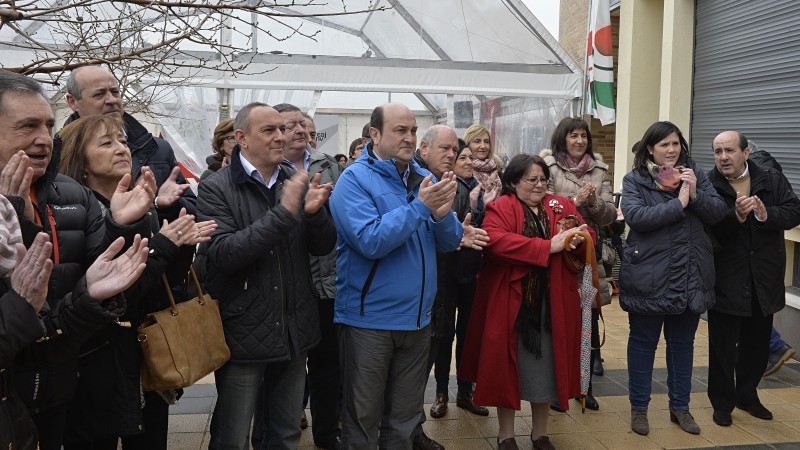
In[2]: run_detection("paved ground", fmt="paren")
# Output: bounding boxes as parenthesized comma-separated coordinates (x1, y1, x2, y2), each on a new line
(166, 300, 800, 449)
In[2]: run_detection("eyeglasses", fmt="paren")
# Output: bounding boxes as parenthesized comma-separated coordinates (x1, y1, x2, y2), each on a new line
(223, 136, 236, 143)
(520, 177, 548, 186)
(308, 131, 317, 139)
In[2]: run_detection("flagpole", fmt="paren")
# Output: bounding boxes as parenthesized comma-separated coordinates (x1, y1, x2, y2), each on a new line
(580, 0, 594, 118)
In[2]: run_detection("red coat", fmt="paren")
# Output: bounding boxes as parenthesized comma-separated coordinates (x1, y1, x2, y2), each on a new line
(460, 193, 594, 410)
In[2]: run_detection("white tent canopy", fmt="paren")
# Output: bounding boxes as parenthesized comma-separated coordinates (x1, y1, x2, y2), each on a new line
(0, 0, 583, 173)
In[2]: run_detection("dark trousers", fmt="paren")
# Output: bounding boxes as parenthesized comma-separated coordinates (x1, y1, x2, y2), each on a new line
(707, 303, 773, 413)
(63, 392, 169, 450)
(307, 298, 342, 444)
(434, 279, 476, 394)
(413, 335, 442, 436)
(32, 403, 67, 450)
(339, 325, 430, 450)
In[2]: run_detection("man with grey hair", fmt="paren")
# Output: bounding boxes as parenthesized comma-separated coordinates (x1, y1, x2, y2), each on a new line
(409, 125, 489, 450)
(197, 102, 336, 449)
(63, 65, 196, 217)
(0, 69, 156, 450)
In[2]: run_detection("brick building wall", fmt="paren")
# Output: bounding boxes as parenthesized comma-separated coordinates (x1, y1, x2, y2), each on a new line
(559, 0, 621, 187)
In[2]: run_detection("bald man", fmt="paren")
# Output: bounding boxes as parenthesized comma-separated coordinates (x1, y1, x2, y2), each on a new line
(329, 105, 464, 449)
(706, 131, 800, 427)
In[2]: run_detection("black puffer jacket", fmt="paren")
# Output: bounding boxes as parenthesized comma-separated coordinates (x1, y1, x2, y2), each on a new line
(708, 161, 800, 316)
(11, 153, 147, 414)
(2, 276, 125, 449)
(619, 159, 727, 315)
(64, 195, 195, 441)
(197, 147, 336, 362)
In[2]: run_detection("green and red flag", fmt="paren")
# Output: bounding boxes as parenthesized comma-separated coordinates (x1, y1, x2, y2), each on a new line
(586, 0, 616, 125)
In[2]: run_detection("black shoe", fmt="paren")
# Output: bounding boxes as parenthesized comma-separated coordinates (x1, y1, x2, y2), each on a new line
(712, 410, 732, 426)
(579, 394, 599, 411)
(765, 344, 795, 377)
(314, 436, 343, 450)
(737, 401, 773, 420)
(592, 353, 604, 376)
(549, 401, 565, 413)
(413, 431, 444, 450)
(456, 392, 489, 416)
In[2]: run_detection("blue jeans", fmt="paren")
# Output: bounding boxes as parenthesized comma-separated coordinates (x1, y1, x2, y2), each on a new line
(209, 354, 307, 450)
(770, 326, 787, 353)
(627, 310, 699, 411)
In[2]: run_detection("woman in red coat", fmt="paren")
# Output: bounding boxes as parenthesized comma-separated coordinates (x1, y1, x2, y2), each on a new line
(461, 154, 593, 450)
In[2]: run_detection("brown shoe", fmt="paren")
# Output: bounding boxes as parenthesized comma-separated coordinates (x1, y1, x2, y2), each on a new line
(429, 393, 448, 418)
(413, 431, 444, 450)
(497, 437, 520, 450)
(456, 392, 489, 416)
(300, 409, 308, 429)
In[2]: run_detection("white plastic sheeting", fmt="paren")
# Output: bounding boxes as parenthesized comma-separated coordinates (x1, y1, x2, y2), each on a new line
(1, 0, 583, 175)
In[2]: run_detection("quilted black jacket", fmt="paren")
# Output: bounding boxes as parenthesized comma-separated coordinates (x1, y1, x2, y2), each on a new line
(197, 147, 336, 362)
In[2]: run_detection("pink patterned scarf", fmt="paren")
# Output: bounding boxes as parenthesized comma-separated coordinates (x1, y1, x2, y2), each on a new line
(566, 153, 593, 179)
(473, 157, 501, 191)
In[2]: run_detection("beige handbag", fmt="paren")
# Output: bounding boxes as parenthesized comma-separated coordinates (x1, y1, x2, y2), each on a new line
(138, 267, 230, 391)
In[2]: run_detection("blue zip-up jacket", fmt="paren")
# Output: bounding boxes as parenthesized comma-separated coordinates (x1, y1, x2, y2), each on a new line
(330, 144, 463, 330)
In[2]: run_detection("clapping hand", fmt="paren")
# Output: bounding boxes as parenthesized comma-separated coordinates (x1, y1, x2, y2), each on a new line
(111, 167, 157, 225)
(0, 151, 35, 221)
(457, 212, 489, 250)
(678, 168, 698, 201)
(735, 192, 767, 222)
(155, 167, 190, 209)
(279, 171, 308, 216)
(86, 235, 149, 302)
(160, 208, 217, 246)
(304, 173, 333, 215)
(574, 182, 597, 207)
(418, 172, 457, 221)
(11, 233, 53, 313)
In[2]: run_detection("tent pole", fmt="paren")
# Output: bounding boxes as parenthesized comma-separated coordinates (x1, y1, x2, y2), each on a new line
(580, 0, 594, 118)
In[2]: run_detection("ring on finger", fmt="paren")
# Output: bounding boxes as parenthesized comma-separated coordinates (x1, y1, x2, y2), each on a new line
(177, 230, 183, 237)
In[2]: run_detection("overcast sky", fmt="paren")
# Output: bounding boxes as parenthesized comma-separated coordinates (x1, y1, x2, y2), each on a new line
(522, 0, 560, 39)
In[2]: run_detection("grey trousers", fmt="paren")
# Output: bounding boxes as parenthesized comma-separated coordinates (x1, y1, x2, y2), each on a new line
(339, 324, 431, 450)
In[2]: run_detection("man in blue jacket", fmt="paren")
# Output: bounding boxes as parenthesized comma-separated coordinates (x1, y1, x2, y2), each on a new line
(330, 103, 463, 449)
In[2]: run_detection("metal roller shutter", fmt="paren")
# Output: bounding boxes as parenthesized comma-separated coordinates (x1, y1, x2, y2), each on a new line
(690, 0, 800, 190)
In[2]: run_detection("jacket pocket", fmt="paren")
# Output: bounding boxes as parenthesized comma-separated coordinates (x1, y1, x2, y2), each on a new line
(619, 243, 653, 297)
(218, 282, 258, 320)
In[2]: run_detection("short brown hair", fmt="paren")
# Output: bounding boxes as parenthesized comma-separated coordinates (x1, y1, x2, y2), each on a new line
(59, 114, 127, 185)
(211, 118, 234, 159)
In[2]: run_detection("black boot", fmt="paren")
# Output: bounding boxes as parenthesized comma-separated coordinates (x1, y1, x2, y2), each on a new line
(592, 351, 604, 376)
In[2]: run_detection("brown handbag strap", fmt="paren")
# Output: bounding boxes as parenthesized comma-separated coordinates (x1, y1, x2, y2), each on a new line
(160, 267, 206, 315)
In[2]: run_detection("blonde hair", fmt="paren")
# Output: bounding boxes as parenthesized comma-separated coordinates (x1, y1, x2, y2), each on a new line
(462, 124, 492, 160)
